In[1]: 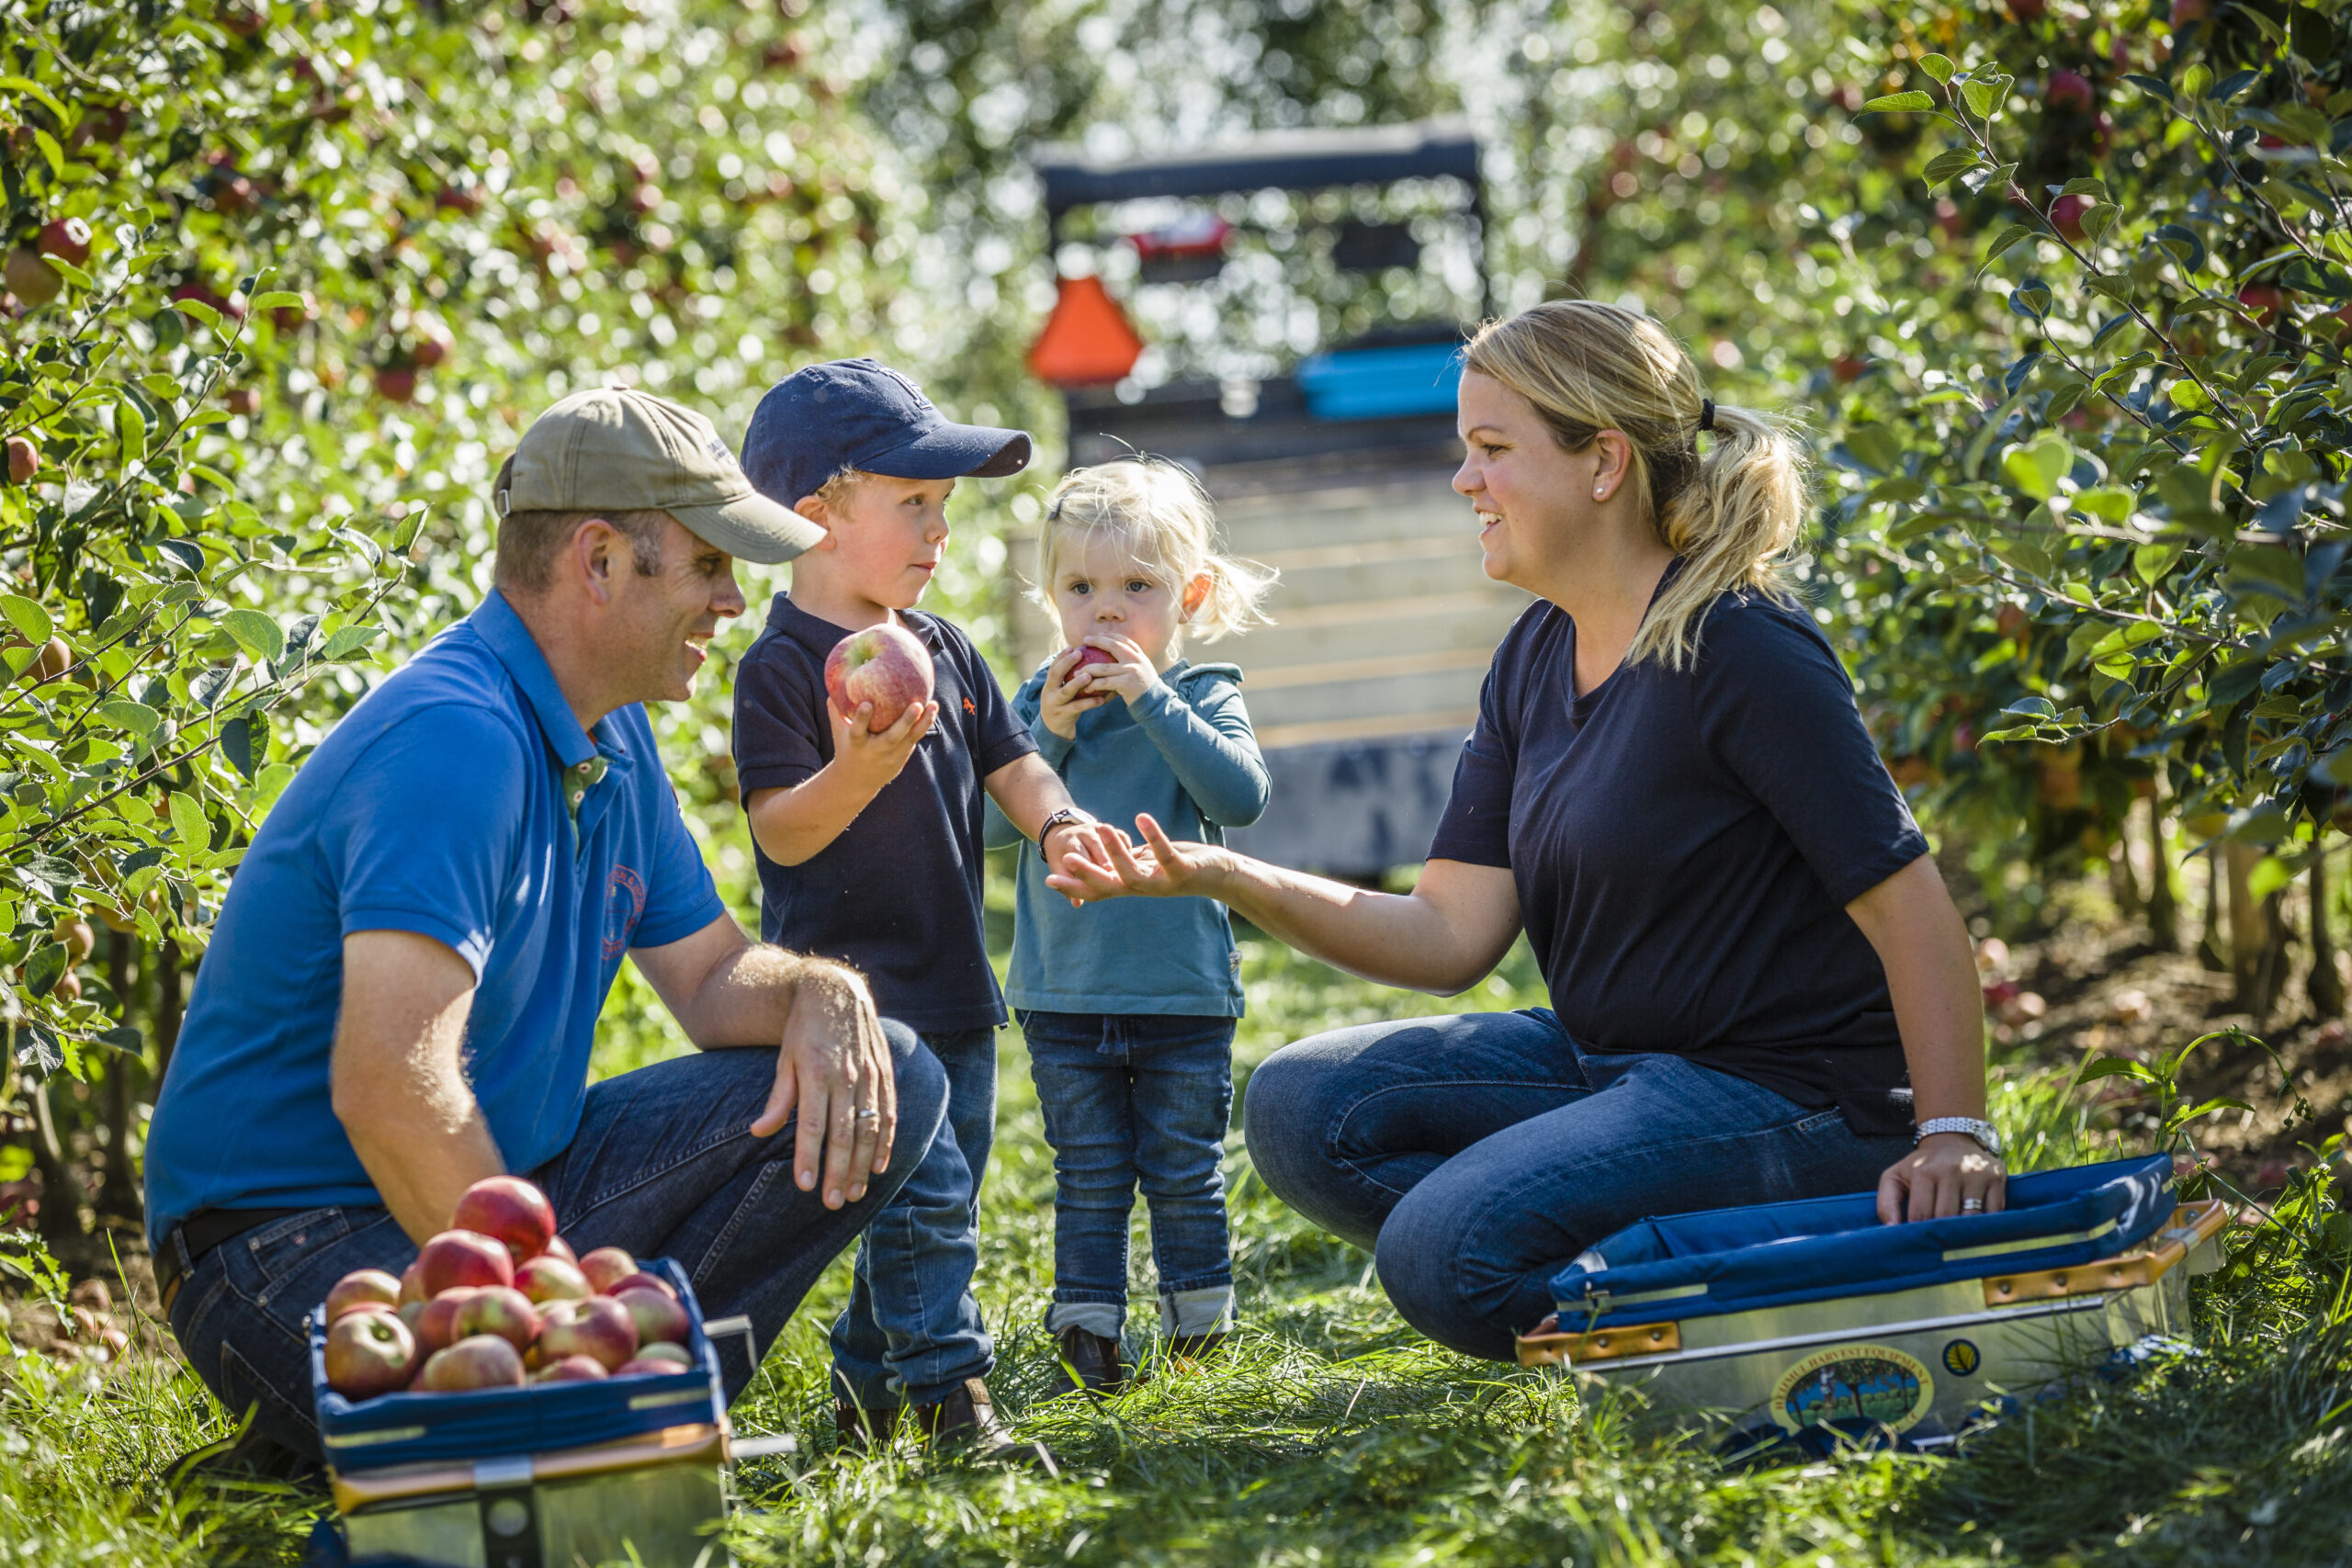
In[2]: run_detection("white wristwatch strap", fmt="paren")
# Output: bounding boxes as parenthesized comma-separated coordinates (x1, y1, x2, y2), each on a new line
(1917, 1115, 2003, 1156)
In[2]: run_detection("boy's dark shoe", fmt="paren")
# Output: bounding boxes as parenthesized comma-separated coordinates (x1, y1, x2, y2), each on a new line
(1046, 1326, 1128, 1399)
(832, 1393, 902, 1452)
(1167, 1331, 1230, 1368)
(913, 1378, 1060, 1473)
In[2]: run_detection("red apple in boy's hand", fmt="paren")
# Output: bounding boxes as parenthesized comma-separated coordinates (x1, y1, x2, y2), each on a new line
(614, 1286, 690, 1348)
(324, 1309, 416, 1400)
(538, 1295, 638, 1371)
(324, 1269, 402, 1323)
(451, 1176, 559, 1264)
(824, 623, 934, 732)
(453, 1286, 541, 1353)
(515, 1255, 591, 1304)
(577, 1247, 639, 1295)
(420, 1333, 526, 1392)
(417, 1229, 514, 1295)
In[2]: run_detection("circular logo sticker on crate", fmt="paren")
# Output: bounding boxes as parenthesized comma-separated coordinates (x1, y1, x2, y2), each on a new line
(1769, 1345, 1936, 1434)
(1941, 1338, 1981, 1377)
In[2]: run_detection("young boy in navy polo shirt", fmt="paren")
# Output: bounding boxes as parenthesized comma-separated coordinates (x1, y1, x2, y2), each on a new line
(733, 359, 1100, 1462)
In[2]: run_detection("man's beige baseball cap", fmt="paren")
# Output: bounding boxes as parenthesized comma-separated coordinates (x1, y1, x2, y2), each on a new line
(496, 387, 824, 563)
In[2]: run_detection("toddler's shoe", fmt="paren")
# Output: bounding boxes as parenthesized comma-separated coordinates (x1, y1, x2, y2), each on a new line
(913, 1377, 1060, 1473)
(1046, 1325, 1129, 1399)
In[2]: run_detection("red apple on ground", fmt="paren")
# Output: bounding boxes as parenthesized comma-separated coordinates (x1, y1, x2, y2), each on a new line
(515, 1255, 591, 1304)
(2046, 69, 2095, 114)
(417, 1229, 514, 1295)
(534, 1354, 610, 1383)
(39, 218, 91, 267)
(537, 1295, 637, 1371)
(6, 437, 37, 485)
(614, 1286, 690, 1348)
(612, 1271, 677, 1302)
(824, 623, 934, 732)
(452, 1285, 541, 1353)
(414, 1288, 483, 1356)
(324, 1310, 417, 1400)
(420, 1333, 526, 1392)
(578, 1247, 639, 1295)
(324, 1269, 403, 1324)
(451, 1176, 559, 1265)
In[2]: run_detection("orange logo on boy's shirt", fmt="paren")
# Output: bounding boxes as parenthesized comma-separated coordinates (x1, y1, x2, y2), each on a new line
(963, 697, 976, 715)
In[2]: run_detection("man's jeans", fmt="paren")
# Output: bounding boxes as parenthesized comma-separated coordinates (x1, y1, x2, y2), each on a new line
(1021, 1010, 1237, 1340)
(1241, 1009, 1911, 1360)
(828, 1026, 996, 1409)
(165, 1022, 946, 1462)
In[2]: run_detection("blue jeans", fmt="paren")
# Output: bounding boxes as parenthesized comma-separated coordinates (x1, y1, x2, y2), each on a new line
(164, 1023, 945, 1462)
(829, 1026, 996, 1407)
(1241, 1010, 1911, 1360)
(1020, 1011, 1237, 1339)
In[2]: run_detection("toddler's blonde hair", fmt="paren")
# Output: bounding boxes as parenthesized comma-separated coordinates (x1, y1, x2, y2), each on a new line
(1033, 458, 1276, 651)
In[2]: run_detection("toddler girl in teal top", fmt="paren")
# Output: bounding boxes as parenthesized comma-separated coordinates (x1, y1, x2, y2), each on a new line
(985, 457, 1275, 1396)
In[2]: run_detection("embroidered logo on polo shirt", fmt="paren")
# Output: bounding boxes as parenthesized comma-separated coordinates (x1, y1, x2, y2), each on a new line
(603, 865, 647, 959)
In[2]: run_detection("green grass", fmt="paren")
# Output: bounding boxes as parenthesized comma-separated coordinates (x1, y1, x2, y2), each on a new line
(6, 938, 2346, 1567)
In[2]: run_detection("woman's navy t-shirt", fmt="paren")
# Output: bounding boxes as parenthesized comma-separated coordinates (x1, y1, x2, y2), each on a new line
(1428, 573, 1928, 1134)
(732, 595, 1035, 1032)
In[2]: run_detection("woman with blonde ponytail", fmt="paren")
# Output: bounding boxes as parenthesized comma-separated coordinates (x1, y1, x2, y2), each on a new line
(1046, 301, 2005, 1363)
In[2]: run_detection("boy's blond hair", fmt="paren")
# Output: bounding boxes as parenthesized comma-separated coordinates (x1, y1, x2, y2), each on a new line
(1032, 458, 1276, 653)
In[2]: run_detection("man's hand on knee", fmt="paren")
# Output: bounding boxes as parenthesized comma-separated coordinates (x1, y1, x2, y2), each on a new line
(756, 959, 898, 1209)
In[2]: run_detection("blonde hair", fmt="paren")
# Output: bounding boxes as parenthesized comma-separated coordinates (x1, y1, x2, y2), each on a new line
(1463, 300, 1810, 671)
(1033, 458, 1276, 651)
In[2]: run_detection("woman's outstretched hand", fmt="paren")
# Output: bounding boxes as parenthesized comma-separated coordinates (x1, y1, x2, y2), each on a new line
(1876, 1131, 2007, 1224)
(1046, 813, 1213, 902)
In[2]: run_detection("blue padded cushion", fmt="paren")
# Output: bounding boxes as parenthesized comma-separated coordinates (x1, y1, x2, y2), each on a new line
(1549, 1154, 2176, 1329)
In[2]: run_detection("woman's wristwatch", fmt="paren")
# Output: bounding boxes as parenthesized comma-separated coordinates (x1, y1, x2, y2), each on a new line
(1916, 1116, 2004, 1156)
(1036, 807, 1091, 863)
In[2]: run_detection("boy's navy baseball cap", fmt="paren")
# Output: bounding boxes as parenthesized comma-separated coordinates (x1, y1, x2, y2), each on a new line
(741, 358, 1033, 505)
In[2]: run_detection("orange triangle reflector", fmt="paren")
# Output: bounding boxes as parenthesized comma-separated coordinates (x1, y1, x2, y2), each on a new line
(1026, 275, 1144, 387)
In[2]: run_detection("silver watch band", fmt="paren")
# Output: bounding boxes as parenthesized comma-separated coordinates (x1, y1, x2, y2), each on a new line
(1916, 1115, 2003, 1156)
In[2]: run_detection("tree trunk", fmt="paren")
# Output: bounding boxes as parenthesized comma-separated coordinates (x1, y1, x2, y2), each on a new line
(153, 941, 183, 1077)
(2198, 851, 2229, 971)
(29, 1078, 86, 1243)
(2227, 842, 2269, 1010)
(2312, 844, 2346, 1019)
(96, 928, 141, 1225)
(2109, 836, 2143, 916)
(2146, 795, 2178, 951)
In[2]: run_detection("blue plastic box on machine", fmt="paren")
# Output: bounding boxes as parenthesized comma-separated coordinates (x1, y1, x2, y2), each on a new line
(1519, 1155, 2235, 1454)
(307, 1257, 776, 1568)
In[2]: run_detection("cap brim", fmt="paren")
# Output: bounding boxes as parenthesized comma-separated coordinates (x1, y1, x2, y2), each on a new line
(669, 487, 828, 565)
(862, 423, 1033, 481)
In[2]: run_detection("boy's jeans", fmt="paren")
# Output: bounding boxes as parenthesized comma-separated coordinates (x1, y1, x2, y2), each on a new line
(1020, 1010, 1237, 1340)
(164, 1026, 947, 1463)
(829, 1026, 997, 1408)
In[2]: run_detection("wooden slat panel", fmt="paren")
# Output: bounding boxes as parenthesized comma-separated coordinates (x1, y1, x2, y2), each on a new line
(1253, 708, 1478, 750)
(1244, 666, 1488, 729)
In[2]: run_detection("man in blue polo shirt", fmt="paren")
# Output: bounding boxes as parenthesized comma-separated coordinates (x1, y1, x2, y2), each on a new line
(145, 388, 956, 1474)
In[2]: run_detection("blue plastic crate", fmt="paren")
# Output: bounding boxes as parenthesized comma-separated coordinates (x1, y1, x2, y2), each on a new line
(1551, 1154, 2177, 1330)
(1296, 342, 1463, 421)
(311, 1257, 724, 1473)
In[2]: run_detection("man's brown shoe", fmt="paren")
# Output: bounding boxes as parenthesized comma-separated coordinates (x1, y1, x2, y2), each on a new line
(1045, 1327, 1128, 1399)
(832, 1393, 901, 1452)
(912, 1378, 1059, 1473)
(1167, 1331, 1230, 1368)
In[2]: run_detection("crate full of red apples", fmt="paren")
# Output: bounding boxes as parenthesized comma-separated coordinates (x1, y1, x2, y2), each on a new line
(309, 1176, 723, 1473)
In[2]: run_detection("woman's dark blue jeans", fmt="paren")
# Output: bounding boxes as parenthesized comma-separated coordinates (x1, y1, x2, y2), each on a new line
(1020, 1010, 1237, 1339)
(1241, 1009, 1911, 1360)
(164, 1021, 947, 1462)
